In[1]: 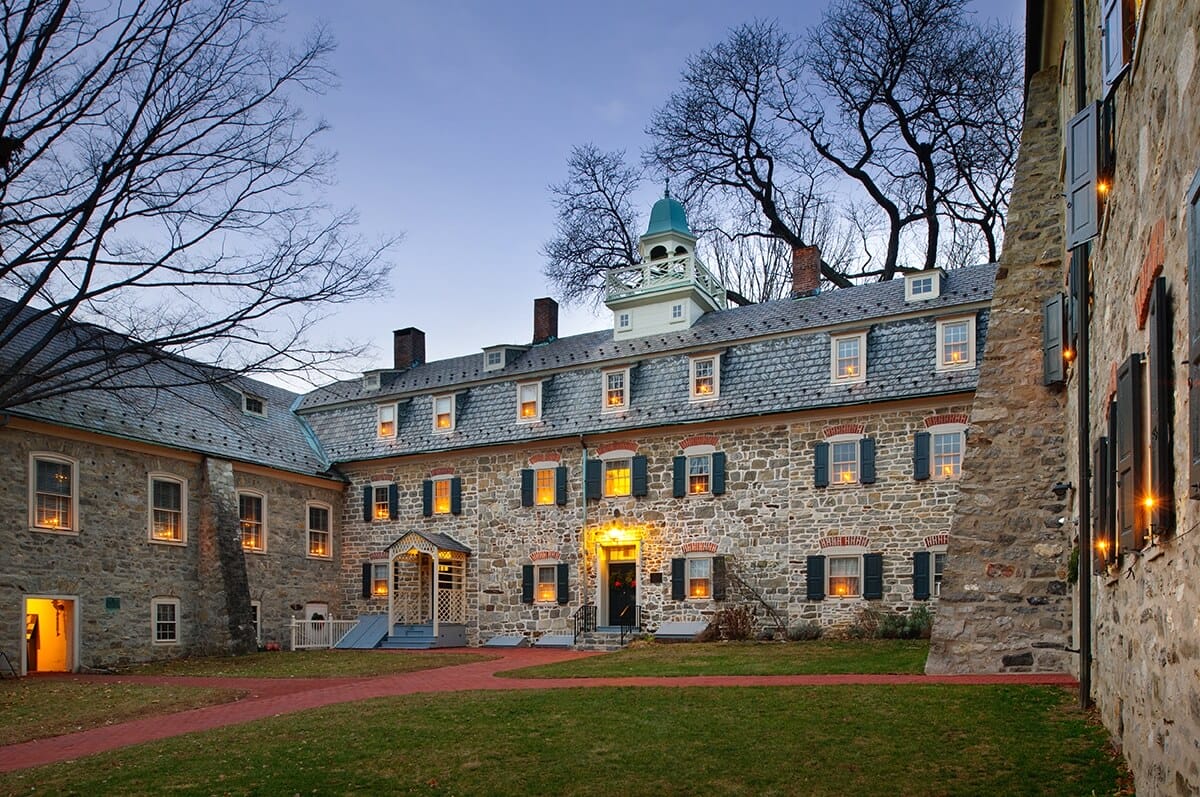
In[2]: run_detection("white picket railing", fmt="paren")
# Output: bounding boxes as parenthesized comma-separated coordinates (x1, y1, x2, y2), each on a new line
(289, 618, 357, 650)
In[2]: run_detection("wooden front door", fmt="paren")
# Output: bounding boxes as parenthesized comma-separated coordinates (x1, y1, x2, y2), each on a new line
(607, 562, 637, 626)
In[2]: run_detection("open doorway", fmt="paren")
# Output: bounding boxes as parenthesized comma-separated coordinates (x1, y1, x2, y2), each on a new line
(24, 596, 76, 674)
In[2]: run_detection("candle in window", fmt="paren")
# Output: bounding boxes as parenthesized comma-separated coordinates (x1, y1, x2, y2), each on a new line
(521, 403, 537, 417)
(839, 470, 854, 483)
(844, 364, 857, 376)
(375, 507, 388, 519)
(942, 465, 954, 477)
(437, 415, 450, 428)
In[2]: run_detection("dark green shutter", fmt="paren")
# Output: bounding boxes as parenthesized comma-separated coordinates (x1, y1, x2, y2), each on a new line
(806, 555, 826, 601)
(672, 456, 687, 498)
(1116, 353, 1146, 551)
(711, 452, 726, 495)
(632, 455, 648, 497)
(670, 558, 685, 601)
(1066, 103, 1099, 248)
(361, 562, 372, 599)
(585, 459, 601, 500)
(913, 431, 931, 480)
(1043, 293, 1067, 386)
(555, 466, 568, 506)
(1189, 169, 1200, 498)
(521, 564, 534, 604)
(912, 552, 931, 600)
(520, 469, 534, 507)
(1147, 277, 1175, 536)
(450, 477, 463, 515)
(860, 438, 876, 484)
(814, 442, 829, 487)
(1093, 436, 1113, 569)
(712, 556, 727, 601)
(422, 479, 433, 517)
(863, 553, 883, 600)
(1106, 399, 1119, 557)
(556, 563, 569, 605)
(388, 483, 399, 520)
(362, 486, 372, 522)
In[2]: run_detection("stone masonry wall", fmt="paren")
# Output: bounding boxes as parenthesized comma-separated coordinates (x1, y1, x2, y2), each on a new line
(925, 67, 1073, 674)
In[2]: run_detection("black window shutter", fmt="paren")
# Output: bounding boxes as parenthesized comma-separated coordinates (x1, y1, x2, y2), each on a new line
(1093, 436, 1113, 569)
(912, 552, 931, 601)
(712, 555, 727, 601)
(1066, 103, 1100, 248)
(585, 459, 601, 501)
(555, 466, 568, 506)
(450, 477, 463, 515)
(1116, 354, 1146, 551)
(1067, 254, 1080, 356)
(362, 485, 372, 522)
(672, 455, 687, 498)
(361, 562, 372, 599)
(860, 438, 876, 484)
(556, 563, 570, 605)
(421, 479, 433, 518)
(1147, 277, 1175, 536)
(1190, 171, 1200, 498)
(1106, 400, 1119, 557)
(806, 555, 826, 601)
(521, 564, 534, 604)
(712, 452, 726, 495)
(388, 483, 399, 520)
(863, 553, 884, 600)
(913, 431, 931, 480)
(1043, 293, 1067, 386)
(813, 442, 829, 487)
(520, 469, 534, 507)
(670, 558, 685, 601)
(1101, 0, 1130, 93)
(632, 455, 648, 497)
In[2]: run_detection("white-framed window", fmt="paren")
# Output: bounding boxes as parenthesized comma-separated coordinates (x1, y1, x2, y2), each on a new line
(517, 382, 542, 422)
(828, 556, 861, 598)
(905, 271, 942, 301)
(687, 455, 711, 495)
(931, 427, 966, 481)
(433, 477, 452, 515)
(486, 350, 503, 368)
(603, 368, 629, 412)
(362, 372, 381, 391)
(151, 597, 180, 645)
(936, 317, 976, 370)
(831, 440, 859, 485)
(372, 563, 389, 596)
(371, 484, 390, 521)
(689, 354, 720, 401)
(535, 564, 557, 603)
(671, 303, 684, 321)
(30, 453, 78, 533)
(687, 557, 712, 599)
(307, 502, 332, 558)
(604, 458, 632, 497)
(933, 552, 947, 597)
(377, 404, 396, 438)
(242, 394, 267, 417)
(831, 332, 867, 383)
(617, 312, 631, 329)
(535, 467, 556, 506)
(238, 491, 266, 552)
(250, 600, 262, 644)
(433, 394, 455, 432)
(148, 473, 187, 544)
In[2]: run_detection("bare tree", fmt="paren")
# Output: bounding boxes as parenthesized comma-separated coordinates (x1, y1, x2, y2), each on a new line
(0, 0, 394, 410)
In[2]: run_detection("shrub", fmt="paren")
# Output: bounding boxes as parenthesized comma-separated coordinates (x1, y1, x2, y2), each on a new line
(844, 606, 883, 639)
(716, 606, 755, 640)
(787, 621, 823, 641)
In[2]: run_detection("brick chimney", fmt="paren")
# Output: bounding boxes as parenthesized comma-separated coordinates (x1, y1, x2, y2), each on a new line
(393, 327, 425, 370)
(791, 246, 821, 298)
(533, 297, 558, 344)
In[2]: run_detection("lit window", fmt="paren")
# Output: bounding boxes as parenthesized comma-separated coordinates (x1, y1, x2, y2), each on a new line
(536, 565, 557, 603)
(604, 458, 632, 497)
(604, 369, 628, 411)
(688, 455, 711, 494)
(937, 318, 975, 370)
(518, 383, 541, 421)
(617, 312, 630, 329)
(239, 492, 265, 552)
(373, 485, 390, 520)
(828, 556, 860, 597)
(373, 563, 389, 596)
(831, 441, 859, 484)
(535, 468, 555, 506)
(933, 431, 964, 480)
(672, 303, 683, 320)
(687, 558, 712, 598)
(377, 404, 396, 438)
(308, 503, 331, 558)
(434, 479, 452, 514)
(32, 455, 75, 531)
(242, 395, 266, 417)
(152, 598, 179, 644)
(832, 333, 866, 382)
(149, 476, 185, 543)
(933, 552, 946, 597)
(433, 395, 454, 432)
(690, 355, 719, 400)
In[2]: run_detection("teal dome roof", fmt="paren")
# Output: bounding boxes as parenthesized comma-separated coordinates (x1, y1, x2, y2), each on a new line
(644, 192, 692, 237)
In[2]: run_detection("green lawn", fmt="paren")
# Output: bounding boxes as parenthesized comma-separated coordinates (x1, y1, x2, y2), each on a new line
(501, 639, 930, 678)
(0, 679, 241, 746)
(120, 649, 493, 678)
(0, 685, 1125, 796)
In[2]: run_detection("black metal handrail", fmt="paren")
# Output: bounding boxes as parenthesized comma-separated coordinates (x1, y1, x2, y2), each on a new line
(618, 604, 641, 645)
(573, 603, 596, 639)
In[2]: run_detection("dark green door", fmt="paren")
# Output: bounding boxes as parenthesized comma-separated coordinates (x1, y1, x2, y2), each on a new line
(608, 562, 637, 626)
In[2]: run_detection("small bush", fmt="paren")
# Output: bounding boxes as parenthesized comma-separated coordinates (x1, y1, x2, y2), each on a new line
(716, 606, 755, 641)
(862, 606, 935, 639)
(787, 621, 823, 641)
(844, 606, 883, 639)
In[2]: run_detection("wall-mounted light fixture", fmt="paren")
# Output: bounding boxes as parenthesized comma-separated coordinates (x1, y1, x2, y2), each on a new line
(1051, 481, 1073, 499)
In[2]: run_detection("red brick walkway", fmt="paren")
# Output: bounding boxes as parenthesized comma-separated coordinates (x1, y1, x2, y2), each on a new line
(0, 648, 1077, 772)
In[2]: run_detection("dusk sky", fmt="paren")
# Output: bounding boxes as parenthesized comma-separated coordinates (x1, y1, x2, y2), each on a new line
(282, 0, 1025, 383)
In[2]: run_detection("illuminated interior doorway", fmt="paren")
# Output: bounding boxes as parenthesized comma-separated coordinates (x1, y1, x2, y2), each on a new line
(23, 596, 76, 674)
(598, 543, 639, 627)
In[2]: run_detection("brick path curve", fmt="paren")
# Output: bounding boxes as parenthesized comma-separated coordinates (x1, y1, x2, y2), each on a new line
(0, 648, 1078, 772)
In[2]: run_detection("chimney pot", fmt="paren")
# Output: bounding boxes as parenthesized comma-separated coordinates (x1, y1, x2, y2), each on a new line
(791, 246, 821, 298)
(393, 327, 425, 370)
(533, 297, 559, 345)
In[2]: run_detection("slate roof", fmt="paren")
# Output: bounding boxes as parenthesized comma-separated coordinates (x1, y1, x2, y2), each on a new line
(298, 264, 996, 464)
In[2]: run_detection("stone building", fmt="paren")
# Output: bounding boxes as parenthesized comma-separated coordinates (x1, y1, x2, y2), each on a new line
(1, 194, 996, 670)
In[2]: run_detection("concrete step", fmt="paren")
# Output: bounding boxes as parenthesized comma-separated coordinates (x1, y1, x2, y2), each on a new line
(533, 634, 574, 648)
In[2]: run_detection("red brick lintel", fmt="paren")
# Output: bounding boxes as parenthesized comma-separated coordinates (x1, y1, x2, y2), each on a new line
(679, 434, 719, 450)
(429, 466, 455, 477)
(822, 423, 865, 439)
(529, 453, 561, 465)
(530, 550, 561, 562)
(923, 533, 950, 548)
(819, 534, 871, 550)
(924, 413, 969, 428)
(682, 541, 719, 553)
(1134, 219, 1165, 330)
(595, 441, 638, 456)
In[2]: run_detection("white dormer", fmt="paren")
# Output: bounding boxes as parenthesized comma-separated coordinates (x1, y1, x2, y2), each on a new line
(482, 345, 528, 373)
(904, 269, 945, 302)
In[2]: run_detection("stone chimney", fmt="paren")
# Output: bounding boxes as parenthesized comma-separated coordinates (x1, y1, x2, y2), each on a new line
(791, 245, 821, 298)
(393, 327, 425, 370)
(533, 297, 558, 344)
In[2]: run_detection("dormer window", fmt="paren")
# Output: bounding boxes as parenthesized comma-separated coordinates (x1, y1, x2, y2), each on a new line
(603, 368, 629, 412)
(831, 332, 867, 383)
(362, 373, 381, 391)
(377, 404, 396, 438)
(936, 317, 975, 370)
(617, 312, 631, 330)
(242, 394, 266, 417)
(518, 382, 541, 422)
(689, 354, 720, 401)
(671, 303, 683, 320)
(905, 270, 943, 301)
(433, 395, 455, 432)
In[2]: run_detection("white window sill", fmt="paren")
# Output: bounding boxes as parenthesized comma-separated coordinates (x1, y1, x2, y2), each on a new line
(149, 538, 187, 547)
(30, 526, 78, 536)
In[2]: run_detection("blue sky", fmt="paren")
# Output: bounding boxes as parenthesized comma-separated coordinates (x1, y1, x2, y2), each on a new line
(282, 0, 1025, 380)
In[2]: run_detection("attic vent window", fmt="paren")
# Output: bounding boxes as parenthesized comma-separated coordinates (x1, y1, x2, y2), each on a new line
(242, 395, 266, 417)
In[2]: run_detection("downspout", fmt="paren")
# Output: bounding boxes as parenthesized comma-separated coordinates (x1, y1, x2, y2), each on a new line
(580, 435, 588, 608)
